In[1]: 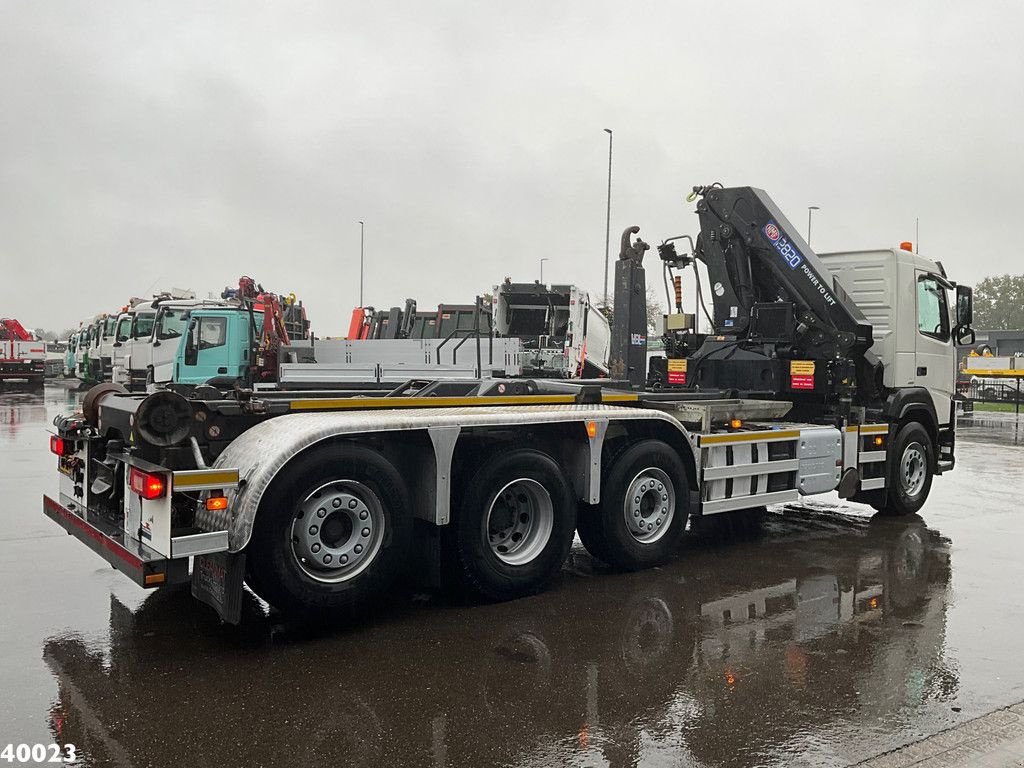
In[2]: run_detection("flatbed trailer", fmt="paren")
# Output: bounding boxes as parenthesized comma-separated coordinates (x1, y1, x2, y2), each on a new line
(45, 380, 910, 623)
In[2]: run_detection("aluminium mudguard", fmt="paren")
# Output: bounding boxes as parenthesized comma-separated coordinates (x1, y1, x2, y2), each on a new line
(210, 404, 689, 553)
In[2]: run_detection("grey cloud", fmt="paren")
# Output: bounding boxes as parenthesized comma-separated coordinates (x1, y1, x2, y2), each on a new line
(2, 0, 1022, 334)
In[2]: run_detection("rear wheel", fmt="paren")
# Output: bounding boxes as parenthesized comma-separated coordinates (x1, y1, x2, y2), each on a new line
(246, 443, 412, 617)
(577, 440, 689, 571)
(453, 449, 576, 601)
(876, 422, 934, 517)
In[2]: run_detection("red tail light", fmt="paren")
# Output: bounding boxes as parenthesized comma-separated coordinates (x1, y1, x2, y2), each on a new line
(49, 436, 67, 456)
(129, 467, 167, 500)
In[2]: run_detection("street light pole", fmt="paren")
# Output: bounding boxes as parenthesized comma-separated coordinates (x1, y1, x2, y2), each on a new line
(540, 257, 549, 284)
(358, 220, 365, 306)
(807, 205, 820, 247)
(603, 128, 613, 308)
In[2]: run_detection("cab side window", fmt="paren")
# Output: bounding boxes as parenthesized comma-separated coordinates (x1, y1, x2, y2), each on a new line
(198, 317, 227, 350)
(116, 317, 132, 342)
(917, 275, 950, 342)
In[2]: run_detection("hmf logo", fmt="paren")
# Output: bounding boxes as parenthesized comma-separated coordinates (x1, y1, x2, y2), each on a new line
(763, 220, 803, 269)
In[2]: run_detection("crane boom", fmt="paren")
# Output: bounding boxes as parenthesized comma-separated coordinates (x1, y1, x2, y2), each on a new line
(692, 186, 872, 356)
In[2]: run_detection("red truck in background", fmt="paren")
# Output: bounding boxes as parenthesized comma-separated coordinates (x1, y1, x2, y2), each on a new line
(0, 318, 45, 386)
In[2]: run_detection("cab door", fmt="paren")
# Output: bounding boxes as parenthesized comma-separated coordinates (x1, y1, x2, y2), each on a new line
(178, 314, 232, 384)
(915, 272, 954, 426)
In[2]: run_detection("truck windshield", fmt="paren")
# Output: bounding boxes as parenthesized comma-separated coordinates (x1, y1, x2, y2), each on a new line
(103, 317, 118, 337)
(116, 316, 132, 342)
(133, 313, 155, 339)
(156, 308, 190, 341)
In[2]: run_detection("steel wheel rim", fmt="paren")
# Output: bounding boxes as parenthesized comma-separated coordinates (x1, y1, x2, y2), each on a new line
(899, 442, 926, 497)
(623, 467, 675, 544)
(485, 478, 554, 566)
(290, 479, 386, 584)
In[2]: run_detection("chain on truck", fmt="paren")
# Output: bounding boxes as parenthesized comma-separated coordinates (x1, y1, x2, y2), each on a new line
(42, 185, 975, 624)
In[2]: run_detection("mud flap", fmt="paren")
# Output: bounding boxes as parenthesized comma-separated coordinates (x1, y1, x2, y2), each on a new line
(836, 468, 860, 499)
(191, 552, 246, 625)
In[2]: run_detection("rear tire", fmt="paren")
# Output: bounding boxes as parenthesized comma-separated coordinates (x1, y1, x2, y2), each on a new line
(246, 443, 413, 617)
(876, 422, 934, 517)
(577, 440, 689, 571)
(453, 449, 576, 601)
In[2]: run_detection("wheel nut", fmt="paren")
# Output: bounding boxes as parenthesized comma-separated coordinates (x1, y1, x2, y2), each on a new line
(309, 525, 318, 535)
(348, 499, 358, 509)
(657, 484, 663, 491)
(661, 507, 667, 513)
(354, 544, 363, 554)
(312, 543, 321, 553)
(656, 518, 662, 525)
(662, 494, 668, 501)
(362, 528, 370, 537)
(317, 508, 327, 518)
(634, 510, 640, 517)
(647, 523, 653, 531)
(635, 496, 641, 504)
(323, 554, 333, 564)
(340, 555, 348, 564)
(359, 510, 368, 520)
(640, 484, 647, 492)
(333, 498, 342, 508)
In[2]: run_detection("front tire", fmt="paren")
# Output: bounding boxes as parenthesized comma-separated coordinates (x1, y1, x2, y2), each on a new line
(577, 440, 689, 571)
(453, 449, 576, 601)
(246, 443, 412, 617)
(877, 422, 934, 517)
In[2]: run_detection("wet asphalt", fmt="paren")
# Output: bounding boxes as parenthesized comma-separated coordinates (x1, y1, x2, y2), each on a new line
(1, 385, 1023, 767)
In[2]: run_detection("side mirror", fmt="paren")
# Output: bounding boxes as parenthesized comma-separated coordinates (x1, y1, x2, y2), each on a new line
(113, 341, 122, 348)
(953, 284, 974, 345)
(956, 327, 976, 346)
(183, 320, 199, 366)
(955, 284, 973, 327)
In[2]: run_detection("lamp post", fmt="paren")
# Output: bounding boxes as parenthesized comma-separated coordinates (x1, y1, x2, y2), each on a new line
(807, 205, 820, 247)
(358, 220, 365, 306)
(603, 128, 613, 308)
(540, 257, 549, 285)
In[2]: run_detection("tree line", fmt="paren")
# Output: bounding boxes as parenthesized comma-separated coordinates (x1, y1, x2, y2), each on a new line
(973, 274, 1024, 331)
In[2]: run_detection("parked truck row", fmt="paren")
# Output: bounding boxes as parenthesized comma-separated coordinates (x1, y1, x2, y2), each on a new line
(61, 275, 614, 394)
(44, 184, 974, 627)
(61, 281, 311, 390)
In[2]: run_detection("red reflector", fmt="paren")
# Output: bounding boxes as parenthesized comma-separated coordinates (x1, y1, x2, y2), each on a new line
(129, 467, 166, 500)
(50, 435, 67, 456)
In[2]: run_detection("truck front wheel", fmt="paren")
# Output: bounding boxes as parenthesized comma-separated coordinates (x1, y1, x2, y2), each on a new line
(453, 449, 576, 601)
(877, 422, 934, 517)
(577, 440, 689, 570)
(246, 444, 413, 617)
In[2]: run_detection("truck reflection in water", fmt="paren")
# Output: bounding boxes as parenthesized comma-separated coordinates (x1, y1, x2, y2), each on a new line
(43, 511, 953, 768)
(0, 393, 46, 438)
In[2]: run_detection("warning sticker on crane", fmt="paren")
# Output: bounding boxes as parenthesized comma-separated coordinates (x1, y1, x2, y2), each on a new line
(790, 360, 815, 390)
(667, 358, 687, 385)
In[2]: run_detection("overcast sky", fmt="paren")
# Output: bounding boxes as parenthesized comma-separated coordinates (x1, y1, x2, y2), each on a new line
(2, 0, 1021, 335)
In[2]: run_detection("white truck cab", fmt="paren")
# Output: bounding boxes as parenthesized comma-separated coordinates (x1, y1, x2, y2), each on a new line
(820, 246, 963, 427)
(94, 314, 119, 382)
(112, 310, 156, 389)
